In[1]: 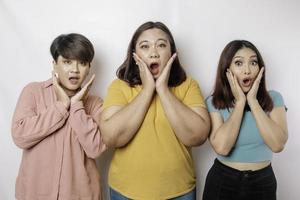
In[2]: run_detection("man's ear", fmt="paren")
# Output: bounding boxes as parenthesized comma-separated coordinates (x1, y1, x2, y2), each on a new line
(52, 60, 57, 71)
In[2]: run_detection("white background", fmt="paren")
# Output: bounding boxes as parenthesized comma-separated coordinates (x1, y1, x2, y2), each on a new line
(1, 0, 299, 199)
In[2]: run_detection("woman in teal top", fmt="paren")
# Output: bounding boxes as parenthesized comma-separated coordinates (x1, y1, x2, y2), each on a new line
(203, 40, 288, 200)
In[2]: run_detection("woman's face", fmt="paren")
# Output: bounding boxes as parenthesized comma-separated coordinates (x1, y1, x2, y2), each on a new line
(229, 47, 260, 93)
(53, 55, 90, 96)
(135, 28, 172, 79)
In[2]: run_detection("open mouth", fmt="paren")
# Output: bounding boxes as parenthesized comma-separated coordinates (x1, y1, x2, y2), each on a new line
(149, 62, 160, 75)
(69, 76, 80, 84)
(242, 78, 252, 87)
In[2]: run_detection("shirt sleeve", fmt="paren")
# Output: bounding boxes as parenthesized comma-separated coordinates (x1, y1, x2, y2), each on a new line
(182, 78, 206, 108)
(269, 90, 287, 110)
(11, 83, 69, 149)
(205, 96, 219, 113)
(69, 96, 106, 159)
(102, 79, 129, 109)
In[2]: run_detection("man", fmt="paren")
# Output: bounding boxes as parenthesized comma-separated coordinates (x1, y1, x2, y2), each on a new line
(12, 33, 106, 200)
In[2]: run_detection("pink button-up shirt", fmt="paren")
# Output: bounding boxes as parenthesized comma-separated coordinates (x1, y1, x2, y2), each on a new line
(11, 79, 106, 200)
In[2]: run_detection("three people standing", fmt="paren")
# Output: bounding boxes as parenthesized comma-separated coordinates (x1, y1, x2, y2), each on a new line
(11, 23, 288, 200)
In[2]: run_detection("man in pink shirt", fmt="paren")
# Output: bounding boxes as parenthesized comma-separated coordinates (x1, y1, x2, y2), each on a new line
(11, 33, 106, 200)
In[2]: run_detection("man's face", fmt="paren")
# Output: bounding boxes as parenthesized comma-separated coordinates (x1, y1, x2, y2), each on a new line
(53, 55, 90, 95)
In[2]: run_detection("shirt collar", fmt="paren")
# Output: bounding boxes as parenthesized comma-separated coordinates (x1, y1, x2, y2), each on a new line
(43, 78, 53, 88)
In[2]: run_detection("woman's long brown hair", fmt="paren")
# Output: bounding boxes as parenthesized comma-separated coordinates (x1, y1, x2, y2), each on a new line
(212, 40, 273, 112)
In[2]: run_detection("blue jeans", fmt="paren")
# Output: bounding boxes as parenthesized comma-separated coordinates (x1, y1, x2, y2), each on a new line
(110, 188, 196, 200)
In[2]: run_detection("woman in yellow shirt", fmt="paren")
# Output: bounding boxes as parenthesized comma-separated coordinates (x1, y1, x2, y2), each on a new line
(100, 21, 211, 200)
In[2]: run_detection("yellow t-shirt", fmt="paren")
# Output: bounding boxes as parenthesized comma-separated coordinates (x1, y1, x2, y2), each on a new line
(102, 77, 206, 199)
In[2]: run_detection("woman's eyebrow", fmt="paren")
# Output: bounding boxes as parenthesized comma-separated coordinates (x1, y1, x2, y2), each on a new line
(138, 40, 149, 45)
(157, 38, 168, 43)
(233, 56, 243, 59)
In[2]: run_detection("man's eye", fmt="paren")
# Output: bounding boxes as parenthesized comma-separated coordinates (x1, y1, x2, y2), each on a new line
(63, 60, 72, 64)
(80, 61, 88, 66)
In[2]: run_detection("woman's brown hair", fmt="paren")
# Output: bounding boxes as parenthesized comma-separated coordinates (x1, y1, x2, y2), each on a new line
(117, 21, 186, 87)
(212, 40, 273, 112)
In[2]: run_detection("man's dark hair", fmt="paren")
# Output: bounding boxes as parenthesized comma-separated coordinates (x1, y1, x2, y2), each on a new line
(50, 33, 94, 63)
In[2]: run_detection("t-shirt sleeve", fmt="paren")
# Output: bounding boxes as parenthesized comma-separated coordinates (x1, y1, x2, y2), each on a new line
(269, 90, 286, 110)
(205, 96, 219, 113)
(182, 78, 206, 108)
(102, 79, 128, 109)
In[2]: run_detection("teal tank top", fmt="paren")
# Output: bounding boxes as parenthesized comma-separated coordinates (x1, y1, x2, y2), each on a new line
(206, 90, 285, 163)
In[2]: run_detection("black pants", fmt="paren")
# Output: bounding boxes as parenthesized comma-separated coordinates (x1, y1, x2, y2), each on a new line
(202, 159, 277, 200)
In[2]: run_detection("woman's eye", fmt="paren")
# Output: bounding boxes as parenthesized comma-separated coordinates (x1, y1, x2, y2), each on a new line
(251, 61, 258, 66)
(158, 43, 166, 48)
(140, 44, 149, 49)
(235, 61, 242, 66)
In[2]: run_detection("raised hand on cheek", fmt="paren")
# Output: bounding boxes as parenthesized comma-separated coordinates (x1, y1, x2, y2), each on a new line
(247, 67, 264, 104)
(71, 74, 95, 104)
(156, 53, 177, 93)
(52, 71, 70, 109)
(226, 69, 246, 104)
(133, 53, 155, 92)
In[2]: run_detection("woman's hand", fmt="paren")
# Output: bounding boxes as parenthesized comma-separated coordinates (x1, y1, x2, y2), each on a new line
(52, 71, 70, 109)
(156, 53, 177, 94)
(226, 69, 246, 105)
(247, 67, 264, 105)
(71, 74, 95, 104)
(133, 53, 155, 93)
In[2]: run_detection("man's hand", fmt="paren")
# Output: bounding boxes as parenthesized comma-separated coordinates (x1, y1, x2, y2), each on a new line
(52, 71, 70, 109)
(71, 74, 95, 104)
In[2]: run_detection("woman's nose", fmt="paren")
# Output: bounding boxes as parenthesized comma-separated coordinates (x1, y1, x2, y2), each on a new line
(243, 65, 251, 74)
(149, 47, 159, 58)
